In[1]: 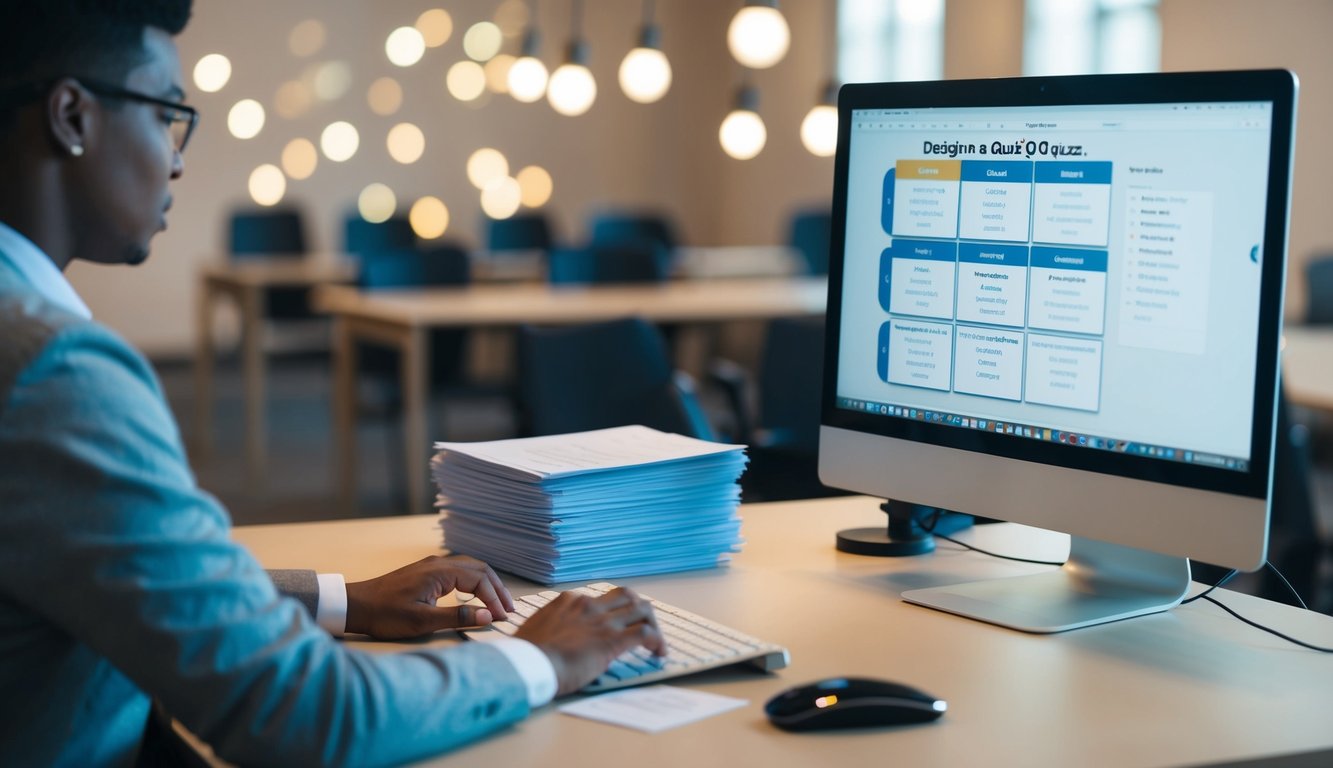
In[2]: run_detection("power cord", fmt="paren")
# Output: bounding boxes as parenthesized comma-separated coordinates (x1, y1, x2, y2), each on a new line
(920, 514, 1331, 653)
(1180, 569, 1238, 604)
(1183, 564, 1331, 653)
(1264, 562, 1309, 610)
(919, 509, 1065, 567)
(1197, 595, 1331, 652)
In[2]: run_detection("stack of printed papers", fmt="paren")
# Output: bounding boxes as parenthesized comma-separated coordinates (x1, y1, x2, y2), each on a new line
(431, 425, 748, 584)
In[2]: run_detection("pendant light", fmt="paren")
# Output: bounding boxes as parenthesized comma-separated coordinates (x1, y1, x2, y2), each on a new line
(547, 0, 597, 116)
(801, 2, 839, 157)
(727, 0, 790, 70)
(719, 84, 766, 160)
(800, 81, 839, 157)
(619, 0, 672, 104)
(508, 0, 548, 103)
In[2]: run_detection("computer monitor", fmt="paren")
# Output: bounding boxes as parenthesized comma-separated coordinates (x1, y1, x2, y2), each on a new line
(819, 70, 1297, 633)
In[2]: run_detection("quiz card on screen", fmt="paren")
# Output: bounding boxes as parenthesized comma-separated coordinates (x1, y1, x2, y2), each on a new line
(879, 319, 953, 391)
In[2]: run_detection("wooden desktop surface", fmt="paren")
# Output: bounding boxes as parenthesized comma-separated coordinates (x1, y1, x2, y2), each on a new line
(313, 276, 827, 326)
(234, 496, 1333, 768)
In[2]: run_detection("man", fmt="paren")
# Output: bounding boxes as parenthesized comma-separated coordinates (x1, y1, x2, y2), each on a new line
(0, 2, 664, 765)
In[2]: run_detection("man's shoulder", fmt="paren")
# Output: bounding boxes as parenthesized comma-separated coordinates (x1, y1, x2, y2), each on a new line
(0, 285, 151, 418)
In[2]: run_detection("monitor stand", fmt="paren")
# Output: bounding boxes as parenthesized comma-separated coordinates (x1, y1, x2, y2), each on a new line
(836, 500, 973, 557)
(901, 536, 1192, 633)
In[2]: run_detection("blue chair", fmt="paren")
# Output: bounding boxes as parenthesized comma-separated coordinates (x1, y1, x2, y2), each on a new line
(355, 246, 471, 387)
(1305, 256, 1333, 325)
(345, 215, 417, 256)
(355, 246, 476, 506)
(230, 208, 306, 254)
(548, 243, 670, 285)
(487, 213, 554, 252)
(588, 212, 677, 252)
(787, 209, 832, 276)
(228, 208, 313, 320)
(516, 318, 714, 439)
(711, 316, 850, 502)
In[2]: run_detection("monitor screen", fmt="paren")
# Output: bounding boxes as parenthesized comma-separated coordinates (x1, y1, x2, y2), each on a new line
(819, 71, 1297, 632)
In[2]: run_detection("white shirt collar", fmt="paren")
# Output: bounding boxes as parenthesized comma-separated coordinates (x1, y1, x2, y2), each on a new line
(0, 221, 92, 320)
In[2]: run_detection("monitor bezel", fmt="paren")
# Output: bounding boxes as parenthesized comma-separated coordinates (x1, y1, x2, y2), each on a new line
(822, 70, 1297, 502)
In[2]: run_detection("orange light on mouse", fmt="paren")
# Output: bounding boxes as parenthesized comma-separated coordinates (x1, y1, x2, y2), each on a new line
(814, 695, 838, 709)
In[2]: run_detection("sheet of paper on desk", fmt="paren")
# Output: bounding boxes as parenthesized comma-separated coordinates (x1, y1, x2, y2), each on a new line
(433, 425, 745, 480)
(558, 685, 748, 734)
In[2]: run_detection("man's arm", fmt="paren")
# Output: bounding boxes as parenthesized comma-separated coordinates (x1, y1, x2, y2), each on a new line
(266, 569, 319, 616)
(0, 324, 529, 767)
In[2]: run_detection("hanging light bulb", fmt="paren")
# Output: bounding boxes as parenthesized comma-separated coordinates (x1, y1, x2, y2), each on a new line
(619, 0, 671, 104)
(547, 0, 596, 116)
(801, 81, 839, 157)
(719, 85, 766, 160)
(728, 0, 790, 69)
(507, 3, 548, 102)
(548, 46, 596, 115)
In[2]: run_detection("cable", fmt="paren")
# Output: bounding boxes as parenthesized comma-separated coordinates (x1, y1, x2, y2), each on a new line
(1263, 562, 1309, 610)
(917, 524, 1330, 653)
(919, 509, 1065, 567)
(1198, 595, 1332, 653)
(1180, 568, 1238, 604)
(1181, 563, 1327, 652)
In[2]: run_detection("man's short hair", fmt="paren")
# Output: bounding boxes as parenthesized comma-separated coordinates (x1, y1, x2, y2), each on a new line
(0, 0, 193, 89)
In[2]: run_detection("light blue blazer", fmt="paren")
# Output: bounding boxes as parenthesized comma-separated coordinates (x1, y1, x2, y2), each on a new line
(0, 253, 530, 767)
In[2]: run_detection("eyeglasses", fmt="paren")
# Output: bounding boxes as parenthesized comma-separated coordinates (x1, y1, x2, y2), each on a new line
(0, 77, 199, 153)
(76, 78, 199, 153)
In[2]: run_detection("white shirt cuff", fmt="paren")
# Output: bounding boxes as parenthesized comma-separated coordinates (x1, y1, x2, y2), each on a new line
(315, 573, 348, 637)
(486, 637, 558, 708)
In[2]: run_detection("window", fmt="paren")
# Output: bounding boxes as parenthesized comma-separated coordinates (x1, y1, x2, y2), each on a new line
(1024, 0, 1160, 76)
(838, 0, 945, 84)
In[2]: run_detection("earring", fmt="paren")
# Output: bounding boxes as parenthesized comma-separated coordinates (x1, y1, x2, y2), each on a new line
(69, 145, 84, 157)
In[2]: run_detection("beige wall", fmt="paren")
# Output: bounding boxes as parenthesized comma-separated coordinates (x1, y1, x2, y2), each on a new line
(1159, 0, 1333, 319)
(69, 0, 794, 354)
(66, 0, 1333, 354)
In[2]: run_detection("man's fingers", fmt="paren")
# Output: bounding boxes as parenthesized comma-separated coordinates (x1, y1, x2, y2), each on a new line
(441, 567, 510, 620)
(426, 604, 494, 631)
(620, 622, 667, 657)
(594, 588, 637, 611)
(604, 601, 655, 630)
(485, 564, 515, 612)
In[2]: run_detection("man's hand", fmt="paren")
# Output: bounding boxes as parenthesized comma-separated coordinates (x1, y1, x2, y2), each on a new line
(514, 587, 667, 696)
(344, 555, 515, 640)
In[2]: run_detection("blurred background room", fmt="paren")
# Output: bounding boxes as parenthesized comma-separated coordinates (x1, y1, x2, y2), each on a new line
(71, 0, 1333, 611)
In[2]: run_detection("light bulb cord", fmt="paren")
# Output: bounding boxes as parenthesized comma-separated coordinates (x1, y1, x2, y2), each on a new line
(571, 0, 584, 39)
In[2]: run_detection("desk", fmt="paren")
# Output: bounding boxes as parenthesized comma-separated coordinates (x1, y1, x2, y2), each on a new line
(194, 259, 357, 483)
(196, 249, 801, 490)
(473, 245, 805, 283)
(314, 277, 828, 515)
(1283, 326, 1333, 412)
(234, 496, 1333, 767)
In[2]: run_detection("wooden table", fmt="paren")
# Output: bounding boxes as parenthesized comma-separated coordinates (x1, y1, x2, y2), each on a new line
(194, 258, 356, 484)
(1283, 325, 1333, 412)
(314, 277, 829, 515)
(232, 496, 1333, 767)
(194, 248, 803, 489)
(472, 245, 804, 283)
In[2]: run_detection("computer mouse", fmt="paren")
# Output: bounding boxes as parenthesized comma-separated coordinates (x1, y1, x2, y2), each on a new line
(764, 677, 947, 732)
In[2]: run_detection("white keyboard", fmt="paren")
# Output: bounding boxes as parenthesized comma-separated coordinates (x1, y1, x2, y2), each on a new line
(487, 582, 790, 693)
